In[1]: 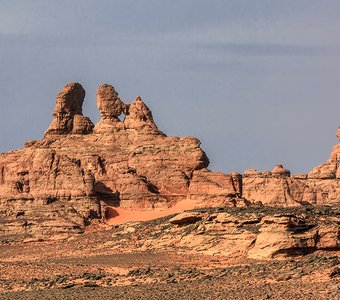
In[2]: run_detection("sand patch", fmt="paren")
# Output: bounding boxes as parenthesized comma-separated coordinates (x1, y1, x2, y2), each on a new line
(106, 199, 201, 225)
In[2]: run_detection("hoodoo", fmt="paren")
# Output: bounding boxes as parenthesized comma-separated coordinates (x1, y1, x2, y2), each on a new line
(45, 83, 94, 135)
(0, 83, 236, 241)
(0, 82, 339, 241)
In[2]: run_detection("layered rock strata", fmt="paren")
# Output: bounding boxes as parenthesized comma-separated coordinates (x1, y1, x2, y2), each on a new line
(1, 82, 339, 241)
(0, 83, 239, 241)
(138, 205, 340, 259)
(45, 83, 94, 135)
(243, 132, 340, 206)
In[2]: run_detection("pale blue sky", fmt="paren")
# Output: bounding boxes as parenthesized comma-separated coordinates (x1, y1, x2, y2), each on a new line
(0, 0, 340, 173)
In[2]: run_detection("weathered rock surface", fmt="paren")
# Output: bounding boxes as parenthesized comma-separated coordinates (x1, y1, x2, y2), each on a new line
(97, 84, 124, 121)
(0, 217, 338, 298)
(169, 212, 202, 225)
(309, 127, 340, 179)
(243, 132, 340, 206)
(45, 83, 94, 135)
(124, 96, 158, 130)
(94, 84, 126, 133)
(1, 82, 340, 241)
(136, 205, 340, 259)
(0, 82, 239, 241)
(243, 126, 340, 205)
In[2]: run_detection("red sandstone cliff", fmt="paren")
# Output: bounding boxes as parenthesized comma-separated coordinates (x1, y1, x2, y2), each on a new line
(0, 82, 339, 241)
(0, 83, 240, 241)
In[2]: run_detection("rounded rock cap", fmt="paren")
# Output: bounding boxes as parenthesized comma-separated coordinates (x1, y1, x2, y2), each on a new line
(244, 169, 262, 176)
(271, 164, 290, 177)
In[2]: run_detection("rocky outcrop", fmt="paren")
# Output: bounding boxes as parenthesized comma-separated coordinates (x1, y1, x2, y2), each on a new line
(308, 128, 340, 179)
(124, 96, 158, 130)
(97, 84, 124, 121)
(0, 82, 239, 241)
(243, 127, 340, 206)
(169, 212, 202, 225)
(94, 84, 126, 133)
(45, 83, 94, 135)
(1, 81, 340, 241)
(272, 164, 291, 177)
(188, 169, 232, 201)
(136, 205, 340, 259)
(242, 165, 305, 206)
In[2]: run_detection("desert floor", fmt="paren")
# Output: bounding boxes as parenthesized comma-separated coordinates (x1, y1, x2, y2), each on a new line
(0, 208, 339, 300)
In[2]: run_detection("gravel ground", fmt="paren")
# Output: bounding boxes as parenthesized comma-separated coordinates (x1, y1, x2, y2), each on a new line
(0, 205, 339, 299)
(1, 276, 339, 300)
(1, 253, 339, 300)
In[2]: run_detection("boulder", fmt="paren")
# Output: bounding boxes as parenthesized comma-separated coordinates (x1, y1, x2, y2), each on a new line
(169, 212, 202, 225)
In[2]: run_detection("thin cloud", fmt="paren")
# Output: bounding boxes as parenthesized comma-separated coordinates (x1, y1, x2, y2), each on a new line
(192, 42, 339, 57)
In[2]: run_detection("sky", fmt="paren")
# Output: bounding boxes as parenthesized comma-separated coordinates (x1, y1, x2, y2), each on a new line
(0, 0, 340, 174)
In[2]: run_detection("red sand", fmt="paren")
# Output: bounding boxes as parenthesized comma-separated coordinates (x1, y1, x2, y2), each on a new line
(106, 199, 200, 225)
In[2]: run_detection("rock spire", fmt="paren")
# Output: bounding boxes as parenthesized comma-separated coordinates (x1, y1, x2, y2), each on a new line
(45, 82, 94, 135)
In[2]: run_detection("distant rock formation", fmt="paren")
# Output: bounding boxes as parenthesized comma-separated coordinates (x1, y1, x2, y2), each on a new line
(45, 83, 94, 135)
(0, 82, 240, 241)
(243, 138, 340, 205)
(308, 127, 340, 179)
(142, 206, 340, 259)
(272, 164, 291, 177)
(0, 82, 339, 241)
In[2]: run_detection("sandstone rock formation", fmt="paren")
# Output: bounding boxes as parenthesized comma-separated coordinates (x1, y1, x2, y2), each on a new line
(308, 127, 340, 179)
(97, 84, 124, 121)
(272, 164, 291, 177)
(94, 84, 126, 133)
(243, 129, 340, 205)
(45, 83, 94, 135)
(169, 212, 202, 225)
(0, 82, 239, 242)
(1, 82, 339, 241)
(124, 96, 158, 130)
(136, 206, 340, 259)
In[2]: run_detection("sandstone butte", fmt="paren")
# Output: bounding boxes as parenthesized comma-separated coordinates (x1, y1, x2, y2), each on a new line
(0, 82, 339, 241)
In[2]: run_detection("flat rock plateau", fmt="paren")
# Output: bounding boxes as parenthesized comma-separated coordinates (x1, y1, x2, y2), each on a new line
(0, 83, 339, 299)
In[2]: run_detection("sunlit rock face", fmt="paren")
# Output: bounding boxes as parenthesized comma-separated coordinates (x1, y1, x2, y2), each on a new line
(45, 82, 94, 135)
(1, 82, 339, 242)
(243, 128, 340, 206)
(0, 82, 239, 241)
